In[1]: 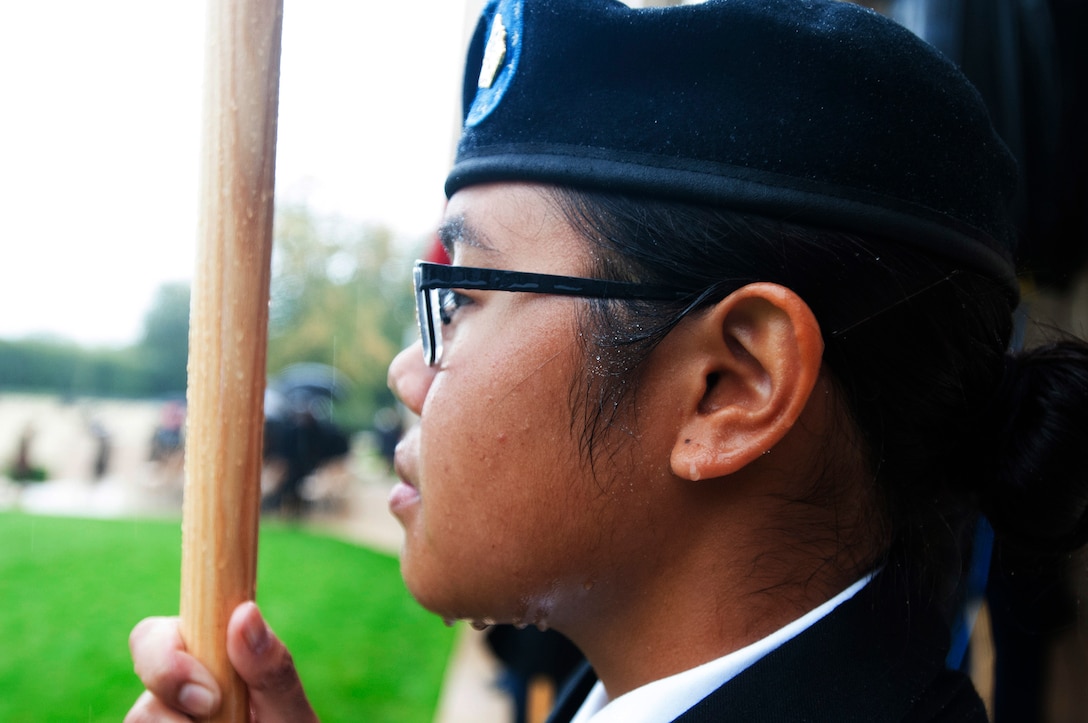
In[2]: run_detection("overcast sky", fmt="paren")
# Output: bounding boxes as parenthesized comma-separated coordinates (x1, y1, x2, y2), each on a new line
(0, 1, 470, 346)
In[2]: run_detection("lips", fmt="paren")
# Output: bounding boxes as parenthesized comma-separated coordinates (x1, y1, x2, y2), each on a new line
(389, 429, 422, 517)
(388, 479, 421, 517)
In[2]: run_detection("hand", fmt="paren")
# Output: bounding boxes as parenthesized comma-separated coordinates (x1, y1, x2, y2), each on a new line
(125, 602, 317, 722)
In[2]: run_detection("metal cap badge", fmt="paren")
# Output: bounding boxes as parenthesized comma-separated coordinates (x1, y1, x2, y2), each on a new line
(465, 0, 522, 128)
(478, 13, 507, 89)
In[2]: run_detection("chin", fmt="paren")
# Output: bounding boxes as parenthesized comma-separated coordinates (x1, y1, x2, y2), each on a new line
(398, 554, 482, 620)
(399, 556, 562, 629)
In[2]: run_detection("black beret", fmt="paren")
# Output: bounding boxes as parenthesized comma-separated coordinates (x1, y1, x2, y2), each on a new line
(446, 0, 1020, 297)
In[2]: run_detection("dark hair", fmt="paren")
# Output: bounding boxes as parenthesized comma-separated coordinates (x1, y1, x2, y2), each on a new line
(550, 187, 1088, 594)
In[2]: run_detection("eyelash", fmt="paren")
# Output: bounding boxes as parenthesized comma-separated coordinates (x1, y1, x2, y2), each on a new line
(437, 289, 473, 325)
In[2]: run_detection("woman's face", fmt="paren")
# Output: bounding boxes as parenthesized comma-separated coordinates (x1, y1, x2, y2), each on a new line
(387, 183, 677, 628)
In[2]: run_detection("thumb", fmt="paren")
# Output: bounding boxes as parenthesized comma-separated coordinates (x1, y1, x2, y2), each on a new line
(226, 602, 318, 723)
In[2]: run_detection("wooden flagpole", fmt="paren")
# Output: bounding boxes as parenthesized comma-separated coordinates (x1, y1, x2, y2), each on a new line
(180, 1, 283, 721)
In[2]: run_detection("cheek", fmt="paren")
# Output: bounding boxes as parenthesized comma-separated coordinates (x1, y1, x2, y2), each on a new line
(420, 348, 581, 514)
(405, 337, 605, 607)
(424, 308, 583, 480)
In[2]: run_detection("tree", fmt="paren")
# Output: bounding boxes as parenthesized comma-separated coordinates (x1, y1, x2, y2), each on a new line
(137, 282, 191, 395)
(267, 203, 417, 431)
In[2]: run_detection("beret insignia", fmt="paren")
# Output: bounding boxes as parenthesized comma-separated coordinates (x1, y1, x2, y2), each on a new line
(465, 0, 523, 128)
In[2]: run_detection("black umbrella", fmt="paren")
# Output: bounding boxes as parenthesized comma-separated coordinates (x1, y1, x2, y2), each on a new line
(270, 363, 350, 400)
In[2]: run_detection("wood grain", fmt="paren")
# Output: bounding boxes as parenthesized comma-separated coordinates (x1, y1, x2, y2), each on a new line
(180, 1, 283, 720)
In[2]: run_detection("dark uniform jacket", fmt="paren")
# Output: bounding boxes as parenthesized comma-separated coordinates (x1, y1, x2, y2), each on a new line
(547, 574, 987, 722)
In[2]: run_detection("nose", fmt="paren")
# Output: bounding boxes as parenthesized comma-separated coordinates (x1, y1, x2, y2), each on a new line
(388, 341, 435, 416)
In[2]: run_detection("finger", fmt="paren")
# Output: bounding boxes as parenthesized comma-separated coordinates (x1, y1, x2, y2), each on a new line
(129, 616, 221, 718)
(124, 690, 194, 723)
(226, 602, 318, 723)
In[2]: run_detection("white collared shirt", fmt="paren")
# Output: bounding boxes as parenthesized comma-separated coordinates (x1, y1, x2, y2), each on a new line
(569, 574, 874, 723)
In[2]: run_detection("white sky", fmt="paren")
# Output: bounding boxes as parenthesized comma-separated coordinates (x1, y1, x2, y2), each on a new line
(0, 1, 471, 346)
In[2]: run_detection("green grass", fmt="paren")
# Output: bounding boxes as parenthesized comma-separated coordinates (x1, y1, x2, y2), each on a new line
(0, 512, 456, 722)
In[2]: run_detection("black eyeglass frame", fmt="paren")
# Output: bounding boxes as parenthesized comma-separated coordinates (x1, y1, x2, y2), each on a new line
(413, 260, 692, 366)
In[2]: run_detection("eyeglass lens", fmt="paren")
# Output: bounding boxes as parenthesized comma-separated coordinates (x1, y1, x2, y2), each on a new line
(414, 266, 437, 366)
(416, 291, 445, 367)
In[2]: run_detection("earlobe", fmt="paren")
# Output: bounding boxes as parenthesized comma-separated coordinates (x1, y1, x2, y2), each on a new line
(669, 283, 824, 481)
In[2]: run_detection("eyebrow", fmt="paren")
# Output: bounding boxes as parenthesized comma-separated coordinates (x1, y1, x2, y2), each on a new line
(437, 215, 495, 257)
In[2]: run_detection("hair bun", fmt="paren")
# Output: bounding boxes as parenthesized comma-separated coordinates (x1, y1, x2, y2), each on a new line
(981, 341, 1088, 554)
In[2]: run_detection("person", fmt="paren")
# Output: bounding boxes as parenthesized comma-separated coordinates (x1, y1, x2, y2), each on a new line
(486, 625, 585, 723)
(88, 418, 112, 481)
(149, 400, 186, 465)
(261, 396, 350, 517)
(124, 1, 1088, 721)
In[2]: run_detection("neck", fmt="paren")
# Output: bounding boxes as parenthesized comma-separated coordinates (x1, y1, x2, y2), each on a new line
(553, 470, 882, 699)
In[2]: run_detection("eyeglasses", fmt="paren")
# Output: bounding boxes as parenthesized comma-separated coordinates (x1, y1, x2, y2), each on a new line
(413, 260, 692, 366)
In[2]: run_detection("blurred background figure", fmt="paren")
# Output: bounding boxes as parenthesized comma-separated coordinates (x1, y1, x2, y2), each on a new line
(7, 423, 46, 483)
(485, 626, 584, 723)
(87, 417, 111, 481)
(148, 398, 186, 492)
(262, 363, 351, 517)
(150, 399, 186, 464)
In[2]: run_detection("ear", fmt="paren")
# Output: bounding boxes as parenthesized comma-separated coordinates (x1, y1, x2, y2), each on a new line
(668, 283, 824, 481)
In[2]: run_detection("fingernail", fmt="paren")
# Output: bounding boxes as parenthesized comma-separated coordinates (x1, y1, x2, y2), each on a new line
(243, 607, 270, 654)
(179, 683, 215, 716)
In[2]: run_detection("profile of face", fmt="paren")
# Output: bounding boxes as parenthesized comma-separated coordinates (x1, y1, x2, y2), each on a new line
(387, 183, 688, 631)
